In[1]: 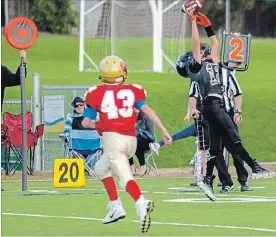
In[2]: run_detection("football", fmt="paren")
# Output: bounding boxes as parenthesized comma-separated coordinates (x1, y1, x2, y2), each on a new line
(181, 0, 205, 13)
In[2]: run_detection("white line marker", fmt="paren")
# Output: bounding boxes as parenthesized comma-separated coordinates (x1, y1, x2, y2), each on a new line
(168, 186, 266, 190)
(29, 190, 58, 193)
(163, 197, 276, 203)
(2, 212, 276, 233)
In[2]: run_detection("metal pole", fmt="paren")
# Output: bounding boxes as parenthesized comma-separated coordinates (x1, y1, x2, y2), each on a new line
(225, 0, 231, 33)
(32, 73, 41, 171)
(5, 0, 9, 27)
(157, 0, 163, 72)
(41, 89, 45, 171)
(79, 0, 85, 72)
(20, 57, 28, 191)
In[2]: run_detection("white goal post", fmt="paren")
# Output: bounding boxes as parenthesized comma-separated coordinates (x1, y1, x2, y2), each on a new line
(79, 0, 187, 73)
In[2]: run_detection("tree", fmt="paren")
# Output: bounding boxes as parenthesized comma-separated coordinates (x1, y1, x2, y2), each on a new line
(29, 0, 78, 34)
(202, 0, 257, 32)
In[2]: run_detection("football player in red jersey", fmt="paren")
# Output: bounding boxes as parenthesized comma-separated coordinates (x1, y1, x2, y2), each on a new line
(82, 55, 172, 233)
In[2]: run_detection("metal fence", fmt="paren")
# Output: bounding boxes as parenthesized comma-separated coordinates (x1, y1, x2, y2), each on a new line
(41, 85, 92, 171)
(2, 100, 32, 116)
(2, 73, 94, 172)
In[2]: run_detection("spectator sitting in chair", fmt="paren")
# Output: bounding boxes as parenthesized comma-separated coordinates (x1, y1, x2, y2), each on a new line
(64, 96, 89, 138)
(129, 109, 156, 177)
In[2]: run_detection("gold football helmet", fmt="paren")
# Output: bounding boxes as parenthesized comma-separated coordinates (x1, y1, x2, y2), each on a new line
(99, 55, 128, 84)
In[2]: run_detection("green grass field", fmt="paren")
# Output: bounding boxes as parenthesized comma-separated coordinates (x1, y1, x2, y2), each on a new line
(2, 34, 276, 236)
(2, 35, 276, 168)
(2, 177, 276, 236)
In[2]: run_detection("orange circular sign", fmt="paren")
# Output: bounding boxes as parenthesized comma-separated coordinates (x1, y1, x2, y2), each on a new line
(5, 17, 38, 50)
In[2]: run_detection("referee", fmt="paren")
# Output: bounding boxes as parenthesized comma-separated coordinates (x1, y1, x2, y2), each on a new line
(188, 80, 209, 181)
(220, 62, 249, 191)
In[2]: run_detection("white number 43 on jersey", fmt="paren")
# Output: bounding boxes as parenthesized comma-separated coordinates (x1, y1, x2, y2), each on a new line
(101, 89, 135, 119)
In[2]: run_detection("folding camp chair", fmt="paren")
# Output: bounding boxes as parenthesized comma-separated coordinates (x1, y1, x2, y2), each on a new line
(1, 124, 10, 175)
(61, 129, 102, 177)
(1, 112, 44, 175)
(145, 150, 159, 176)
(134, 149, 160, 176)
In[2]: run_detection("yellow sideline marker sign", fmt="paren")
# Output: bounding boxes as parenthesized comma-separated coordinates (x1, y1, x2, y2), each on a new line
(54, 159, 85, 188)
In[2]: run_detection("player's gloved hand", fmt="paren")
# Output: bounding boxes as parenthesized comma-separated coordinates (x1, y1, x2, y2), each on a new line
(196, 12, 211, 27)
(162, 130, 173, 147)
(191, 108, 200, 119)
(187, 8, 197, 22)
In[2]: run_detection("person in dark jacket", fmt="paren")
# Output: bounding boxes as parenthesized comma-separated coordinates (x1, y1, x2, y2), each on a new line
(1, 50, 27, 109)
(1, 50, 27, 191)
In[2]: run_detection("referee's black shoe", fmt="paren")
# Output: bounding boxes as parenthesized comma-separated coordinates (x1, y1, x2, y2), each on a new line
(240, 182, 250, 192)
(220, 184, 235, 193)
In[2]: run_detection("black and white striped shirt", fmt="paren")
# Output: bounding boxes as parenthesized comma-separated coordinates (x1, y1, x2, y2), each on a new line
(188, 81, 202, 108)
(221, 68, 242, 112)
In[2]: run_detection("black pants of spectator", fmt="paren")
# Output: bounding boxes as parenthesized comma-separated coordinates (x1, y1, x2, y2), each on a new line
(202, 97, 255, 186)
(129, 136, 151, 167)
(216, 109, 248, 185)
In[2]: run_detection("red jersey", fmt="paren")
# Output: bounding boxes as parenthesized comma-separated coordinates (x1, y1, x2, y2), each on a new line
(85, 84, 146, 136)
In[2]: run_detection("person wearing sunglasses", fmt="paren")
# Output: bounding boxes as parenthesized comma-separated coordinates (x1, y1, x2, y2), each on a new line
(64, 96, 88, 137)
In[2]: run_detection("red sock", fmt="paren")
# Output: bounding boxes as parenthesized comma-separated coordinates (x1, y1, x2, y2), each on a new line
(102, 177, 118, 201)
(125, 180, 141, 201)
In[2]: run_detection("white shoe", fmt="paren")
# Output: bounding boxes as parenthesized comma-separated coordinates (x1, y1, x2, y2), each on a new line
(102, 198, 126, 224)
(149, 142, 160, 156)
(252, 168, 275, 179)
(189, 153, 196, 166)
(252, 170, 275, 179)
(251, 160, 276, 179)
(269, 171, 276, 177)
(135, 197, 154, 233)
(197, 179, 216, 202)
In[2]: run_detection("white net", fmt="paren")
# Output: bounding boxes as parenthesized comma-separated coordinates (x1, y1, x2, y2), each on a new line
(80, 0, 187, 72)
(162, 0, 188, 72)
(82, 0, 112, 71)
(111, 1, 153, 72)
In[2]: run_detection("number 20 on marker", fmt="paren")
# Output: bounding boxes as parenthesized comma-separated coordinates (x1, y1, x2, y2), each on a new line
(54, 159, 85, 188)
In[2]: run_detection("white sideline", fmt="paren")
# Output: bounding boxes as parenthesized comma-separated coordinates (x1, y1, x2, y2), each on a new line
(2, 212, 276, 233)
